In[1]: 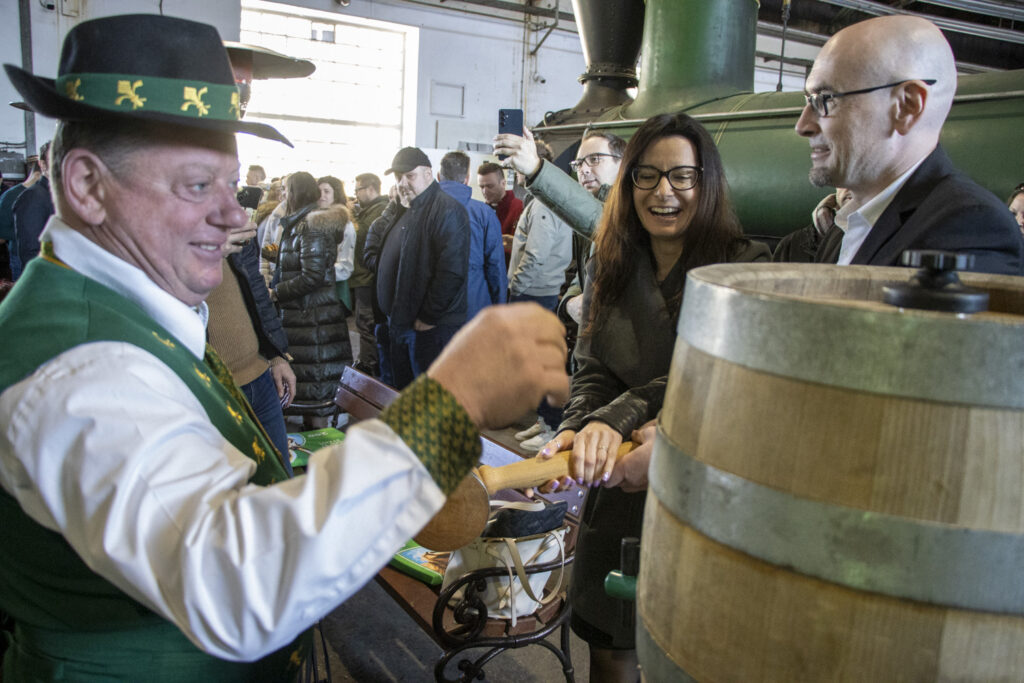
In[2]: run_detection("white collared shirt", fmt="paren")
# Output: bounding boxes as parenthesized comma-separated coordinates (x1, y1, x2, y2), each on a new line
(41, 216, 210, 356)
(1, 218, 444, 661)
(835, 156, 928, 265)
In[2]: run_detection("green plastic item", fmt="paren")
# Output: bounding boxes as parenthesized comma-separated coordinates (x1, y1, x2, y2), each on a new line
(286, 427, 345, 469)
(604, 570, 637, 601)
(388, 541, 449, 586)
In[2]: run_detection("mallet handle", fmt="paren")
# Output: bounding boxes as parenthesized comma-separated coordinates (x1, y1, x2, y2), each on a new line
(478, 442, 634, 493)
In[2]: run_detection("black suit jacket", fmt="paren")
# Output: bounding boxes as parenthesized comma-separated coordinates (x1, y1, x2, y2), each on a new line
(12, 176, 53, 278)
(815, 146, 1024, 275)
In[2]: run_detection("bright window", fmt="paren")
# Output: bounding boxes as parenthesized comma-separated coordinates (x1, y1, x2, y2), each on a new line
(238, 0, 418, 191)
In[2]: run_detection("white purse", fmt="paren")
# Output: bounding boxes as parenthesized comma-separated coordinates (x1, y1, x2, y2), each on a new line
(441, 500, 568, 627)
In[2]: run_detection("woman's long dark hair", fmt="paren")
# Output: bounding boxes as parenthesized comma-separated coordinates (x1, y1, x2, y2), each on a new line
(285, 171, 319, 214)
(317, 175, 348, 206)
(588, 113, 746, 327)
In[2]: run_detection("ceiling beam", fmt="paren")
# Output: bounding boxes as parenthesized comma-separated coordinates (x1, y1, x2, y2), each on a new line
(914, 0, 1024, 22)
(816, 0, 1024, 43)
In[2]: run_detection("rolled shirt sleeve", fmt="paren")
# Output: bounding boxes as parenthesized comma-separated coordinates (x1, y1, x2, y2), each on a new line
(0, 341, 473, 661)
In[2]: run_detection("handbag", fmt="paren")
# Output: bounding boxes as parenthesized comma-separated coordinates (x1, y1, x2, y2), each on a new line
(441, 500, 568, 627)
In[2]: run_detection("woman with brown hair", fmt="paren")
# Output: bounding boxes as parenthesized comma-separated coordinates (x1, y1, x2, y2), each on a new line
(535, 113, 769, 681)
(271, 171, 352, 427)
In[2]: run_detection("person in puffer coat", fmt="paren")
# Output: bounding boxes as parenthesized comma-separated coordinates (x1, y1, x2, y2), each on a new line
(271, 172, 353, 425)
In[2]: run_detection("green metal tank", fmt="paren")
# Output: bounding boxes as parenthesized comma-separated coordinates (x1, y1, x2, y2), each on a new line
(539, 0, 1024, 243)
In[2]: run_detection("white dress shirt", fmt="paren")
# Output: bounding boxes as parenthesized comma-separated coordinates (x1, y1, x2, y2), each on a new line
(835, 156, 927, 265)
(0, 217, 445, 661)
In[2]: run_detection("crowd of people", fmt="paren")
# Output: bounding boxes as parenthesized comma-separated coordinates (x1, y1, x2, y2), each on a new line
(1, 10, 1023, 683)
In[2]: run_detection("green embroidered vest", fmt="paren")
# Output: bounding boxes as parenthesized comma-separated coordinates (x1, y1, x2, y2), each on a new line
(0, 258, 307, 682)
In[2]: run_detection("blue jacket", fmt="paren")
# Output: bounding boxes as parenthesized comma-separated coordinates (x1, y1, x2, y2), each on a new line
(439, 180, 507, 319)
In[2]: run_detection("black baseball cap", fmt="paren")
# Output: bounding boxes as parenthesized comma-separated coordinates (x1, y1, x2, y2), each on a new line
(385, 147, 431, 176)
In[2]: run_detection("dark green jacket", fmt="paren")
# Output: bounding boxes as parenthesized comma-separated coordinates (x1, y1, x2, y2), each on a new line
(350, 194, 389, 289)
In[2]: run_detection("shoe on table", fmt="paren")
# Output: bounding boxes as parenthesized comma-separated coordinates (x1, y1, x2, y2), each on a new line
(520, 429, 557, 452)
(514, 419, 546, 441)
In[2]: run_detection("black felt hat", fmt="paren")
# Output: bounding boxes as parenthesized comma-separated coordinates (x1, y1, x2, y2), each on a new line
(3, 14, 291, 147)
(386, 147, 432, 175)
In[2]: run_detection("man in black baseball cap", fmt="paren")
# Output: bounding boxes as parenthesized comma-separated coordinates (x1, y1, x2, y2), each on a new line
(371, 146, 471, 389)
(384, 145, 432, 177)
(0, 14, 568, 682)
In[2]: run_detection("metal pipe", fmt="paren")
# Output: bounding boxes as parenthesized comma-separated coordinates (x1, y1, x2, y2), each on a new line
(529, 0, 558, 57)
(399, 0, 578, 33)
(18, 0, 35, 156)
(421, 0, 575, 23)
(817, 0, 1024, 44)
(625, 0, 759, 118)
(914, 0, 1024, 22)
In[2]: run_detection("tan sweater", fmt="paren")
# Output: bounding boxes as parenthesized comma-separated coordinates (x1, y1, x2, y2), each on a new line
(206, 259, 267, 386)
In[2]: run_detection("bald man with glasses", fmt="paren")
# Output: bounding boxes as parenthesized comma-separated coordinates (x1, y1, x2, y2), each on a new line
(794, 15, 1023, 274)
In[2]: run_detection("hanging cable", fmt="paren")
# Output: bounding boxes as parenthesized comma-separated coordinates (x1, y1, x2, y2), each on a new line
(774, 0, 790, 92)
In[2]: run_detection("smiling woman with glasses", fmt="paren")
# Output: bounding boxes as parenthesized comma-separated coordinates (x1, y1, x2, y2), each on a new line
(631, 164, 702, 191)
(528, 112, 769, 681)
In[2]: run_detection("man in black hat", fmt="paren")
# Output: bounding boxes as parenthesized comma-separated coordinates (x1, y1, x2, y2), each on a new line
(372, 146, 471, 389)
(0, 14, 568, 682)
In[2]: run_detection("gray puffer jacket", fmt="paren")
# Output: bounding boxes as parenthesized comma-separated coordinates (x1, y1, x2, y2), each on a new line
(274, 204, 353, 410)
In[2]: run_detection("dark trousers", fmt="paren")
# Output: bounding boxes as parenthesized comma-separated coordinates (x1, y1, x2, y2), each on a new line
(511, 293, 563, 428)
(375, 323, 394, 387)
(352, 285, 378, 374)
(389, 323, 459, 390)
(241, 368, 293, 476)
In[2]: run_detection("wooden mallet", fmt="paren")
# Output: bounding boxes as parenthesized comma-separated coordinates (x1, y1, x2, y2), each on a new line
(414, 442, 635, 551)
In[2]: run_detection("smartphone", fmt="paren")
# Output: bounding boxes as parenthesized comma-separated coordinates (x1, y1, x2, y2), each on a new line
(497, 108, 524, 159)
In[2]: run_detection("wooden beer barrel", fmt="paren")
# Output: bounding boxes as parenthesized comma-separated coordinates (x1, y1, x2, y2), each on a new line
(637, 263, 1024, 682)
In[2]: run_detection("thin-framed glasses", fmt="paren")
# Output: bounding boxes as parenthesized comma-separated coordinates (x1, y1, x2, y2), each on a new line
(569, 153, 621, 172)
(631, 165, 702, 191)
(803, 79, 937, 117)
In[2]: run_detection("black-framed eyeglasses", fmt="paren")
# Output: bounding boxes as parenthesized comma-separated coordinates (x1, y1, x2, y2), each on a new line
(631, 165, 702, 191)
(569, 153, 621, 172)
(803, 79, 937, 117)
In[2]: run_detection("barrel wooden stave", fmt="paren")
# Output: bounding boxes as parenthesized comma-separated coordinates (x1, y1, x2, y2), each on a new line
(639, 498, 1024, 682)
(639, 264, 1024, 681)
